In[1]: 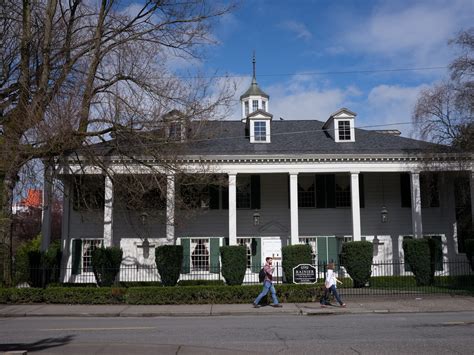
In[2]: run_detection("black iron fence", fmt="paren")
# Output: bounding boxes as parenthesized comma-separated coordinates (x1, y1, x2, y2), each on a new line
(13, 260, 473, 295)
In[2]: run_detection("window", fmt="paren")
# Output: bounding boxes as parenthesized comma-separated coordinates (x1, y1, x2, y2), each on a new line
(252, 100, 259, 112)
(191, 238, 210, 271)
(335, 175, 351, 207)
(238, 238, 252, 269)
(420, 173, 440, 208)
(262, 101, 266, 112)
(237, 176, 251, 208)
(72, 176, 105, 210)
(298, 175, 315, 208)
(338, 120, 351, 141)
(82, 239, 103, 272)
(244, 101, 249, 116)
(254, 121, 266, 141)
(169, 122, 182, 140)
(237, 175, 260, 209)
(300, 238, 317, 265)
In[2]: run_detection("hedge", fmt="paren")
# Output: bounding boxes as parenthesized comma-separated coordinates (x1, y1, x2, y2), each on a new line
(92, 246, 123, 287)
(403, 239, 433, 286)
(0, 284, 325, 304)
(465, 239, 474, 271)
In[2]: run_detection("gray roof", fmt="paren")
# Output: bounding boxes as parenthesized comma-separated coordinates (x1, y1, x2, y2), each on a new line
(185, 120, 447, 156)
(83, 119, 453, 158)
(239, 78, 269, 100)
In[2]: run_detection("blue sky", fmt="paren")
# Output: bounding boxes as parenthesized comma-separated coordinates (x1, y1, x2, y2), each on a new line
(195, 0, 473, 137)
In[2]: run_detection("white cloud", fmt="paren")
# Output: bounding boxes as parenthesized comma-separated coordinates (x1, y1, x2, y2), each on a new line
(340, 1, 473, 66)
(280, 21, 313, 41)
(360, 84, 430, 136)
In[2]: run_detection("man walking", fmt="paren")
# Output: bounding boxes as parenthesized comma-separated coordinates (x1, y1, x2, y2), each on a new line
(253, 257, 282, 308)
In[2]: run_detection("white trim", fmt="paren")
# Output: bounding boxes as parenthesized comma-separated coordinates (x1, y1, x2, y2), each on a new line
(410, 172, 423, 238)
(166, 174, 175, 243)
(228, 174, 237, 245)
(103, 175, 114, 247)
(350, 172, 361, 241)
(290, 173, 299, 245)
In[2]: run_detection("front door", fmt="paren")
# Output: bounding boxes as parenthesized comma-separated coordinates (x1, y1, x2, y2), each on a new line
(261, 237, 283, 281)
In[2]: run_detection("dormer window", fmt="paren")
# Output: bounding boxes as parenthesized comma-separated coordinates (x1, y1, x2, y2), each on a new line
(244, 101, 249, 116)
(323, 108, 356, 143)
(168, 122, 182, 140)
(338, 120, 351, 141)
(254, 121, 266, 141)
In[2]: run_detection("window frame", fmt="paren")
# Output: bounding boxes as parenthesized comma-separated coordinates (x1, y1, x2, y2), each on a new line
(190, 238, 210, 272)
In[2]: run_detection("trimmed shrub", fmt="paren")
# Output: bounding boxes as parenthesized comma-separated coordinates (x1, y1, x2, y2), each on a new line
(178, 280, 225, 286)
(155, 245, 183, 286)
(126, 284, 324, 305)
(282, 244, 312, 284)
(43, 287, 126, 304)
(465, 239, 474, 271)
(91, 246, 123, 287)
(340, 241, 373, 288)
(403, 239, 433, 286)
(220, 246, 247, 285)
(13, 236, 41, 285)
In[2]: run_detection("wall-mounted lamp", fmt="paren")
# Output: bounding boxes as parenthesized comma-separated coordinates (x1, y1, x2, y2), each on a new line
(253, 210, 260, 226)
(380, 205, 388, 223)
(140, 211, 149, 226)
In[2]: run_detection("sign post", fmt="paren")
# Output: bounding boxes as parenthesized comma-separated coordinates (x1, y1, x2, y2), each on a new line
(293, 264, 317, 284)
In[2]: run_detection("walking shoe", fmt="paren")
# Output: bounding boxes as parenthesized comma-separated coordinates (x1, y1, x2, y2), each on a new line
(253, 303, 261, 308)
(320, 304, 327, 308)
(271, 304, 283, 308)
(341, 303, 346, 308)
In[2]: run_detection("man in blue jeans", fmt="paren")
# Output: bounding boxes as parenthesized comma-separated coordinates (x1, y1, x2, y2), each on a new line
(253, 257, 282, 308)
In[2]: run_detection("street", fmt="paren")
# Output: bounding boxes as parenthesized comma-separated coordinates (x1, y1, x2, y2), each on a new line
(1, 312, 473, 354)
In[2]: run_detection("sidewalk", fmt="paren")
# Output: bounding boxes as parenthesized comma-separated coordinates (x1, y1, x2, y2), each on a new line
(0, 295, 472, 317)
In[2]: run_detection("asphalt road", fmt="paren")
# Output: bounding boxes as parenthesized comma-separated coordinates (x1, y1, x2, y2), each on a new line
(1, 312, 473, 354)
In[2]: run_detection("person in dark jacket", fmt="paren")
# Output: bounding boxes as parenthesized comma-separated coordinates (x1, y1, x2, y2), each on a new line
(253, 257, 282, 308)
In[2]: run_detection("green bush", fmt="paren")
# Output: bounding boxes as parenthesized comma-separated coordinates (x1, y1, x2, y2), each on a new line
(178, 280, 225, 286)
(91, 246, 123, 287)
(220, 246, 247, 285)
(126, 284, 324, 305)
(0, 288, 44, 303)
(43, 287, 126, 304)
(340, 241, 373, 288)
(465, 239, 474, 271)
(403, 239, 433, 286)
(282, 244, 312, 284)
(155, 245, 183, 286)
(13, 236, 41, 285)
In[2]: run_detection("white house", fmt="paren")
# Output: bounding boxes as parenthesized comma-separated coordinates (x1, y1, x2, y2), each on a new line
(43, 61, 474, 283)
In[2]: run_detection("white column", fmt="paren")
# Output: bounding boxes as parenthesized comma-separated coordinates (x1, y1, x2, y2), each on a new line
(228, 173, 237, 246)
(103, 175, 114, 247)
(40, 164, 53, 252)
(289, 173, 299, 245)
(350, 172, 361, 241)
(166, 174, 175, 244)
(410, 171, 423, 238)
(470, 170, 474, 231)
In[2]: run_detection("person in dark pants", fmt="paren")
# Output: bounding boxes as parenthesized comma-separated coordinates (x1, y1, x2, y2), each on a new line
(253, 257, 282, 308)
(320, 263, 346, 307)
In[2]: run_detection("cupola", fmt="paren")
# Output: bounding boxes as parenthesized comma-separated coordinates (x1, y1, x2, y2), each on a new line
(240, 54, 269, 120)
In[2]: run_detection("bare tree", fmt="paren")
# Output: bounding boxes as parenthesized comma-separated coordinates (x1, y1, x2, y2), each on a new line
(413, 27, 473, 150)
(0, 0, 235, 284)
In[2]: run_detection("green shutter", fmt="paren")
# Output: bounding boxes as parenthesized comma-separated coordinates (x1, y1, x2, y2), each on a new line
(181, 238, 190, 273)
(316, 175, 326, 208)
(251, 175, 261, 209)
(326, 175, 336, 208)
(71, 239, 82, 275)
(317, 237, 328, 266)
(400, 173, 411, 208)
(222, 185, 229, 210)
(359, 173, 365, 208)
(210, 238, 220, 274)
(432, 236, 443, 271)
(327, 237, 338, 265)
(209, 184, 220, 209)
(251, 238, 262, 272)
